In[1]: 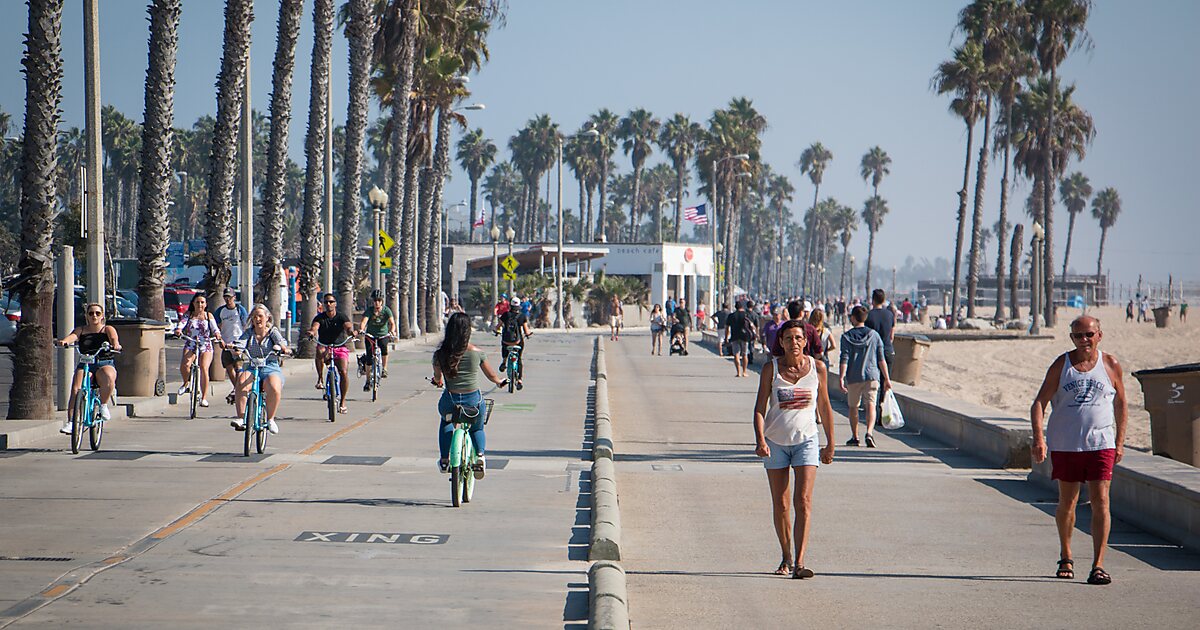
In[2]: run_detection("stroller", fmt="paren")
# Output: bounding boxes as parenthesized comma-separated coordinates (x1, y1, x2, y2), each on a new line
(669, 322, 688, 356)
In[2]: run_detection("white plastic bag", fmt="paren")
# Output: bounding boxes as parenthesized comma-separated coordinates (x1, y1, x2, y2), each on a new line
(880, 389, 905, 430)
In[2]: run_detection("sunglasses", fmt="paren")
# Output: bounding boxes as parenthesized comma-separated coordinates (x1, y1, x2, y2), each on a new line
(1069, 331, 1097, 340)
(87, 311, 103, 316)
(325, 300, 337, 305)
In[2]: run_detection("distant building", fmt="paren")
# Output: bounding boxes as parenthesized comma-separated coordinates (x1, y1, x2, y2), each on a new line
(916, 273, 1109, 310)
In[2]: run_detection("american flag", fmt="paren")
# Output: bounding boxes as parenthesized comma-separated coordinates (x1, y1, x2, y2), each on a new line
(473, 210, 486, 228)
(683, 203, 708, 225)
(776, 387, 812, 410)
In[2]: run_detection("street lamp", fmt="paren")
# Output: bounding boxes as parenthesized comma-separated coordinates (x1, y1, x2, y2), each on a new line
(490, 225, 501, 324)
(714, 241, 724, 305)
(849, 256, 855, 301)
(505, 226, 516, 296)
(786, 255, 793, 296)
(368, 185, 388, 293)
(557, 128, 600, 329)
(1031, 221, 1045, 335)
(710, 153, 750, 313)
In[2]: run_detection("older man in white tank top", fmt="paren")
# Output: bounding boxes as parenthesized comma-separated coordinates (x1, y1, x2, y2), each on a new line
(1031, 315, 1128, 586)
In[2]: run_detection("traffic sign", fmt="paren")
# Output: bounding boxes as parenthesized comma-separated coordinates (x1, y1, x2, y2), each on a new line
(380, 256, 392, 270)
(502, 271, 517, 281)
(378, 230, 395, 254)
(501, 255, 519, 273)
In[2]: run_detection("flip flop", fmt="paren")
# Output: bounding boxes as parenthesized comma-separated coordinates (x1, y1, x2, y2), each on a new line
(1055, 558, 1074, 579)
(338, 405, 349, 414)
(773, 560, 793, 576)
(1086, 566, 1111, 585)
(314, 382, 324, 390)
(792, 566, 815, 579)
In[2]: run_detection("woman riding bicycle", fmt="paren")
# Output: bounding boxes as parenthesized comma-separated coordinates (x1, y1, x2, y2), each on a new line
(231, 304, 290, 435)
(358, 289, 396, 390)
(56, 303, 122, 434)
(175, 293, 223, 409)
(431, 312, 507, 476)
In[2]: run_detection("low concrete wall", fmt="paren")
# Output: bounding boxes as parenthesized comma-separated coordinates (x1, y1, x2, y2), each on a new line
(588, 336, 629, 628)
(882, 384, 1033, 469)
(588, 561, 629, 630)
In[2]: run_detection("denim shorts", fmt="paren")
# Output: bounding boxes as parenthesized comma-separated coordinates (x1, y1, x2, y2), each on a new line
(241, 364, 285, 386)
(762, 435, 821, 469)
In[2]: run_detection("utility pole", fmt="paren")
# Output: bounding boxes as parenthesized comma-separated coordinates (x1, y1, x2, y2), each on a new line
(556, 138, 564, 328)
(83, 0, 105, 306)
(322, 78, 334, 299)
(240, 63, 254, 307)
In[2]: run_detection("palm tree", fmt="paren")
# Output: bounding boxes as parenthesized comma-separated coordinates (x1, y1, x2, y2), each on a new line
(298, 0, 333, 355)
(861, 196, 889, 298)
(1026, 0, 1092, 327)
(797, 142, 832, 294)
(336, 0, 375, 311)
(1091, 187, 1120, 281)
(588, 109, 619, 242)
(658, 113, 702, 241)
(859, 146, 891, 197)
(617, 108, 661, 241)
(134, 0, 181, 324)
(1008, 223, 1023, 319)
(932, 40, 985, 323)
(563, 129, 598, 243)
(766, 171, 794, 290)
(1057, 171, 1091, 277)
(203, 0, 254, 306)
(256, 0, 304, 321)
(8, 0, 63, 420)
(456, 127, 496, 242)
(834, 204, 858, 300)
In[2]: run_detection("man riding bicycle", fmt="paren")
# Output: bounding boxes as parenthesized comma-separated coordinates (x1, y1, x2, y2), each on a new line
(358, 289, 396, 391)
(495, 296, 532, 390)
(309, 292, 355, 414)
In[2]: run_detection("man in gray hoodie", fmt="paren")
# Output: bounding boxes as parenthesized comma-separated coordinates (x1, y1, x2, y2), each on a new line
(839, 305, 892, 447)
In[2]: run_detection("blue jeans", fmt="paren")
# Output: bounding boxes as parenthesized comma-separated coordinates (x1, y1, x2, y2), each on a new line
(438, 390, 486, 460)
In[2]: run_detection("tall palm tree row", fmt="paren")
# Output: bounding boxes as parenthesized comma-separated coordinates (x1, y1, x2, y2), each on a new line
(616, 108, 660, 242)
(202, 0, 254, 306)
(258, 0, 305, 321)
(455, 127, 496, 242)
(335, 0, 376, 311)
(835, 203, 858, 299)
(587, 109, 620, 242)
(8, 0, 64, 420)
(135, 0, 182, 323)
(298, 0, 334, 356)
(1057, 170, 1091, 277)
(1091, 187, 1120, 281)
(797, 141, 832, 295)
(658, 113, 703, 242)
(766, 171, 795, 291)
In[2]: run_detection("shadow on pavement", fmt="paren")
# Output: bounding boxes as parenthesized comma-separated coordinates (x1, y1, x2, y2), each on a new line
(228, 496, 448, 508)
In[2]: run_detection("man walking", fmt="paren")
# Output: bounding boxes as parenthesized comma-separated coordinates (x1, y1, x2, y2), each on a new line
(673, 298, 692, 354)
(1031, 315, 1127, 586)
(214, 288, 249, 405)
(839, 305, 891, 447)
(864, 289, 896, 375)
(724, 300, 755, 378)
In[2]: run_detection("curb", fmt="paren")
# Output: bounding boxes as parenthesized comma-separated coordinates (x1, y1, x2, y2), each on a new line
(593, 338, 613, 460)
(588, 561, 629, 630)
(587, 336, 629, 629)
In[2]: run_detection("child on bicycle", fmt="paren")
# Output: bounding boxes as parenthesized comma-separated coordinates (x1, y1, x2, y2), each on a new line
(431, 312, 507, 477)
(56, 303, 122, 433)
(231, 304, 290, 435)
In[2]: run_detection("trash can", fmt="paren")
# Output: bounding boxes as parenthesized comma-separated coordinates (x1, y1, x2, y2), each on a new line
(209, 349, 227, 383)
(891, 333, 932, 386)
(1132, 363, 1200, 466)
(109, 318, 168, 397)
(1152, 306, 1171, 328)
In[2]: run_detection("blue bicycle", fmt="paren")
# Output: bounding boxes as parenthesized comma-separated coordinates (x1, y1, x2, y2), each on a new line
(67, 342, 119, 454)
(316, 337, 354, 422)
(233, 344, 284, 456)
(502, 344, 522, 394)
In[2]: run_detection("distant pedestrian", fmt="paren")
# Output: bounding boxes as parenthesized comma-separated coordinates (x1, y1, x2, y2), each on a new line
(673, 298, 693, 354)
(754, 319, 836, 578)
(809, 308, 835, 368)
(714, 302, 731, 355)
(1124, 300, 1133, 322)
(724, 300, 755, 378)
(864, 289, 896, 375)
(839, 305, 891, 447)
(1031, 315, 1126, 586)
(609, 296, 623, 341)
(1137, 296, 1148, 323)
(650, 304, 666, 355)
(761, 306, 785, 356)
(1180, 300, 1188, 323)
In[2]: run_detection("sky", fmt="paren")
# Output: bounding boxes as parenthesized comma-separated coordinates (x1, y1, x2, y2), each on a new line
(0, 0, 1196, 290)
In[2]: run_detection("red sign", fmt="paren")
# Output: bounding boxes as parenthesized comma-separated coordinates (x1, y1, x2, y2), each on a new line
(684, 248, 694, 262)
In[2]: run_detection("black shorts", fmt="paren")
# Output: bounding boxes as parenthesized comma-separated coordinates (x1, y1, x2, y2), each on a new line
(221, 349, 242, 369)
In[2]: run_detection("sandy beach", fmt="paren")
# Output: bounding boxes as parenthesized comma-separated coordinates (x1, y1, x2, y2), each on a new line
(908, 304, 1196, 451)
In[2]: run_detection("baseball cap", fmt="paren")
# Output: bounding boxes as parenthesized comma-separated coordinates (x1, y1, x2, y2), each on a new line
(803, 300, 812, 312)
(510, 297, 520, 306)
(223, 287, 236, 297)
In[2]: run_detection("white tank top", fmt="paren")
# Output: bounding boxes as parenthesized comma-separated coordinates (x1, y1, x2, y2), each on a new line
(763, 356, 819, 445)
(1046, 351, 1117, 452)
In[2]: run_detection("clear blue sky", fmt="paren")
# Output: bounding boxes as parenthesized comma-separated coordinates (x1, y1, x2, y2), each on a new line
(1, 0, 1196, 289)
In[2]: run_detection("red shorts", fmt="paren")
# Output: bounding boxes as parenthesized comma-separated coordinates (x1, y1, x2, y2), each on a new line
(1050, 449, 1116, 482)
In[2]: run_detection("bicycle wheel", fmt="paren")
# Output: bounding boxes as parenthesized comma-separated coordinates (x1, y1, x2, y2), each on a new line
(189, 368, 199, 419)
(371, 360, 378, 403)
(255, 400, 269, 454)
(462, 441, 475, 503)
(450, 465, 463, 507)
(507, 362, 515, 393)
(88, 399, 104, 451)
(326, 369, 337, 422)
(243, 391, 256, 457)
(70, 390, 86, 454)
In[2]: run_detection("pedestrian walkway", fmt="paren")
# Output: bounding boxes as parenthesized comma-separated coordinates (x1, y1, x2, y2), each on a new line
(605, 332, 1200, 628)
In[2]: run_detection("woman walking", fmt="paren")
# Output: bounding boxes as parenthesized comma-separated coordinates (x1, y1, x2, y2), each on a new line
(431, 312, 508, 476)
(753, 319, 836, 578)
(809, 308, 836, 367)
(649, 304, 667, 355)
(176, 294, 223, 409)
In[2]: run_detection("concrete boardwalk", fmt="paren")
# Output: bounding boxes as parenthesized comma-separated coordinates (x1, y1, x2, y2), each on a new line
(607, 332, 1200, 628)
(0, 333, 595, 628)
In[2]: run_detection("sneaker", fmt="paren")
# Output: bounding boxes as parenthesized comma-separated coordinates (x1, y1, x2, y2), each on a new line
(60, 421, 73, 435)
(864, 433, 876, 448)
(177, 383, 190, 396)
(473, 455, 486, 479)
(363, 381, 371, 392)
(99, 403, 111, 420)
(516, 381, 524, 391)
(845, 437, 860, 446)
(437, 459, 449, 474)
(381, 369, 388, 379)
(267, 418, 279, 434)
(226, 390, 236, 405)
(230, 418, 246, 431)
(199, 399, 210, 408)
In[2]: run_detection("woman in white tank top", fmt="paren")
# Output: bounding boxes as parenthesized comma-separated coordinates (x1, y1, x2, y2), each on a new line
(753, 319, 836, 579)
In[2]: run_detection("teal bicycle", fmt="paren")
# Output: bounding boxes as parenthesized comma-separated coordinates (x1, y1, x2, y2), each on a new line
(67, 342, 119, 454)
(430, 378, 500, 507)
(233, 344, 284, 456)
(501, 344, 522, 393)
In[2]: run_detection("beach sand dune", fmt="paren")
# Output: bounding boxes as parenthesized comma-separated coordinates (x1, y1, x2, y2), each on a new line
(906, 304, 1196, 451)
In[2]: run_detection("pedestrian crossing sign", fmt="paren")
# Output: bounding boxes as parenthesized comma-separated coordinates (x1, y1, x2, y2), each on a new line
(503, 271, 517, 281)
(501, 255, 519, 273)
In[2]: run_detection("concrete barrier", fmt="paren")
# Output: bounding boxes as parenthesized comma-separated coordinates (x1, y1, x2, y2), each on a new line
(593, 337, 614, 460)
(588, 561, 629, 630)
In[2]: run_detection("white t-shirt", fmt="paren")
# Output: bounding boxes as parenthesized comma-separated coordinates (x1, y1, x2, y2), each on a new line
(215, 304, 248, 344)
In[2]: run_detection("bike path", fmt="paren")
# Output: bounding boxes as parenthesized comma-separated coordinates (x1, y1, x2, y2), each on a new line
(606, 332, 1200, 628)
(0, 333, 595, 627)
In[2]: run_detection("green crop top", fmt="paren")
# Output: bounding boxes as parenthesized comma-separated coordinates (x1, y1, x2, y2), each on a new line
(443, 349, 486, 392)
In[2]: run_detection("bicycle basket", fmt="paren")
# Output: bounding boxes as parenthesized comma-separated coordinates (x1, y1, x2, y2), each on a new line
(483, 398, 495, 425)
(250, 356, 267, 368)
(452, 403, 481, 424)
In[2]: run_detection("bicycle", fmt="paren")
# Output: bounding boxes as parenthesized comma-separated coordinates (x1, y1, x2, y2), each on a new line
(231, 344, 284, 457)
(177, 333, 211, 419)
(362, 333, 391, 403)
(66, 342, 121, 454)
(315, 337, 355, 422)
(429, 378, 499, 507)
(501, 344, 522, 394)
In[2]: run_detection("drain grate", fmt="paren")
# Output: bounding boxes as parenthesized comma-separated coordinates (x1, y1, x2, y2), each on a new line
(0, 556, 74, 562)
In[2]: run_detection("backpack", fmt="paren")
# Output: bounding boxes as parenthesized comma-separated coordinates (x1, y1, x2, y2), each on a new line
(502, 313, 523, 343)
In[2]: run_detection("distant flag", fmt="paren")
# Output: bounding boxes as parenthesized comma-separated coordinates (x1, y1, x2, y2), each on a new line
(473, 210, 486, 228)
(683, 203, 708, 225)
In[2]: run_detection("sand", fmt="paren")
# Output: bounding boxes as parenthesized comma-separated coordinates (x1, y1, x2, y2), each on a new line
(906, 304, 1196, 451)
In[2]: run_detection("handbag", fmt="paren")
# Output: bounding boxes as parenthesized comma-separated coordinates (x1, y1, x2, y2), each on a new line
(880, 389, 905, 430)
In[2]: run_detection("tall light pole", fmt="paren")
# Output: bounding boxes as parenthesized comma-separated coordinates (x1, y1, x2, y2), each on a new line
(709, 153, 749, 314)
(83, 0, 105, 306)
(849, 256, 855, 302)
(368, 185, 388, 294)
(714, 242, 724, 306)
(322, 77, 334, 298)
(505, 226, 516, 296)
(1031, 222, 1044, 335)
(490, 225, 501, 323)
(558, 128, 599, 329)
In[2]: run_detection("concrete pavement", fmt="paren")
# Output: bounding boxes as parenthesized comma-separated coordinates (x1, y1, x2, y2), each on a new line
(0, 333, 597, 628)
(606, 331, 1200, 628)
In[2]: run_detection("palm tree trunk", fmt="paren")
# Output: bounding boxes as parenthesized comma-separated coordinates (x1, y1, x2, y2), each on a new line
(1095, 226, 1107, 282)
(866, 229, 877, 300)
(994, 92, 1014, 321)
(673, 163, 684, 242)
(1043, 65, 1058, 327)
(802, 186, 818, 294)
(400, 136, 420, 334)
(387, 0, 418, 338)
(1061, 210, 1077, 278)
(596, 164, 608, 241)
(629, 164, 642, 242)
(259, 0, 303, 321)
(967, 93, 992, 318)
(9, 0, 63, 420)
(423, 106, 451, 333)
(469, 174, 480, 243)
(298, 0, 333, 356)
(950, 119, 975, 324)
(335, 0, 373, 313)
(840, 243, 849, 300)
(203, 0, 254, 307)
(1009, 223, 1023, 320)
(135, 0, 181, 324)
(576, 174, 585, 243)
(584, 183, 594, 243)
(416, 155, 433, 332)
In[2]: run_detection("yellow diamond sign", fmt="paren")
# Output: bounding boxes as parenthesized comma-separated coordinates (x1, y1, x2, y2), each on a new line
(378, 230, 395, 255)
(501, 255, 519, 273)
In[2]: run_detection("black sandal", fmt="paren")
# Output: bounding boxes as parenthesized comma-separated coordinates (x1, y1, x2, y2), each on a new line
(773, 559, 793, 576)
(1086, 566, 1111, 585)
(1055, 558, 1074, 579)
(792, 566, 815, 579)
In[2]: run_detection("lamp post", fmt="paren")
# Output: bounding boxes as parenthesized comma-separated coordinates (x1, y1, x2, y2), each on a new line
(774, 255, 782, 299)
(849, 255, 855, 302)
(786, 255, 793, 296)
(368, 185, 388, 293)
(714, 241, 724, 306)
(1031, 222, 1044, 335)
(505, 226, 516, 296)
(490, 226, 501, 323)
(558, 128, 599, 329)
(710, 153, 750, 315)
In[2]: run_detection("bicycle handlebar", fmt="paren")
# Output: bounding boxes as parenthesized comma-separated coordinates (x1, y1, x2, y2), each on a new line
(314, 337, 355, 349)
(425, 376, 508, 395)
(62, 341, 122, 357)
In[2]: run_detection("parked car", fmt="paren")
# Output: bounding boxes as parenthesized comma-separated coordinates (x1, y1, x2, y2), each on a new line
(164, 285, 196, 335)
(0, 290, 19, 346)
(116, 289, 139, 308)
